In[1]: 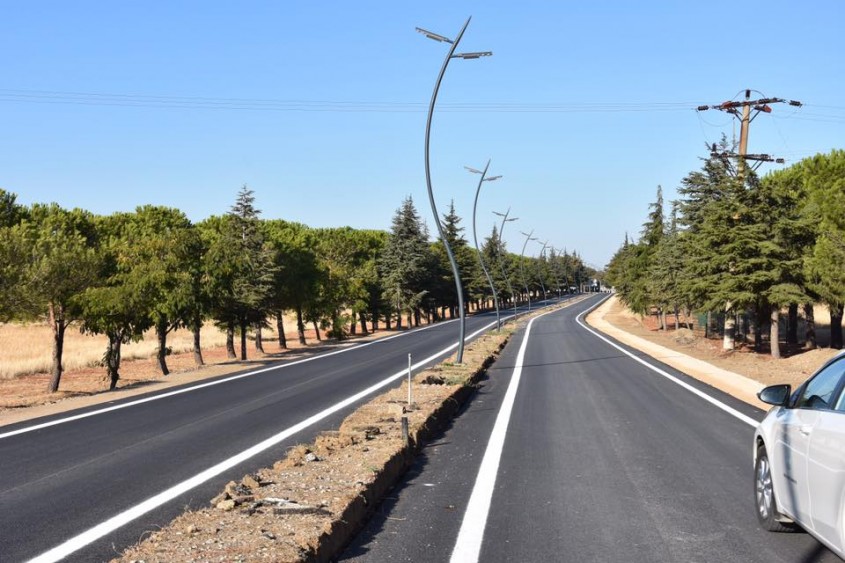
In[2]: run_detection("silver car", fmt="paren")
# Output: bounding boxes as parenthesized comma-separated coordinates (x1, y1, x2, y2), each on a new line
(754, 350, 845, 558)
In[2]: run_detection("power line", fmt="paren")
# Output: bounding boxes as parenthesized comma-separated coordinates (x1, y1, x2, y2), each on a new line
(0, 88, 699, 113)
(5, 88, 842, 122)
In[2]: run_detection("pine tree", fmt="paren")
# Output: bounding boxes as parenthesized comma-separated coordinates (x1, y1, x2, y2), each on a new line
(648, 202, 685, 330)
(379, 196, 432, 328)
(206, 186, 276, 360)
(617, 186, 665, 315)
(674, 142, 747, 348)
(803, 150, 845, 348)
(9, 204, 100, 391)
(433, 201, 482, 314)
(482, 225, 511, 304)
(77, 212, 153, 390)
(643, 185, 665, 248)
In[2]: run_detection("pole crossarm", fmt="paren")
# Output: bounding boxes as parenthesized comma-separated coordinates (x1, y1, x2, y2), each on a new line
(710, 147, 785, 171)
(696, 91, 802, 126)
(697, 97, 802, 113)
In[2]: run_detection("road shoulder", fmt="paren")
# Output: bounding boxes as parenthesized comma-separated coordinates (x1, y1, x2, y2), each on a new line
(586, 296, 769, 410)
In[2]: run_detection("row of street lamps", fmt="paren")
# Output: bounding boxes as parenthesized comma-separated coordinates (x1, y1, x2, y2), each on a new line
(418, 16, 569, 363)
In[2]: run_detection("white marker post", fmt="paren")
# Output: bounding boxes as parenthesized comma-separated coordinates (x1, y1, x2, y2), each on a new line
(407, 353, 413, 407)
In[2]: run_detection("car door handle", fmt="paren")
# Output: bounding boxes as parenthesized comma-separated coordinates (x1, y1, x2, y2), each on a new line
(799, 425, 813, 436)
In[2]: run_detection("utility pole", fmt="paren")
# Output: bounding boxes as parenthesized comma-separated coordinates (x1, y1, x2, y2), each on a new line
(697, 89, 801, 179)
(696, 89, 802, 350)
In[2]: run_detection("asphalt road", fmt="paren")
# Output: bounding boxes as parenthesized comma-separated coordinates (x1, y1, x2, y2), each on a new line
(342, 295, 839, 562)
(0, 299, 566, 563)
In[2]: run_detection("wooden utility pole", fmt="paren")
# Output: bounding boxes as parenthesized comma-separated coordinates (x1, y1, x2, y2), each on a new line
(696, 90, 802, 350)
(738, 90, 752, 177)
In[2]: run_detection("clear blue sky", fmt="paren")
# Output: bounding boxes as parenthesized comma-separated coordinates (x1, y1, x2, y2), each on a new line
(2, 1, 843, 267)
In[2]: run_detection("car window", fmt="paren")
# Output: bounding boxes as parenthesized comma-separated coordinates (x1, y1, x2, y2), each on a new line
(796, 357, 845, 411)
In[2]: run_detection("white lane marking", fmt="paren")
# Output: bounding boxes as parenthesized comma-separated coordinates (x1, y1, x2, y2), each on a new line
(27, 317, 508, 563)
(575, 296, 758, 428)
(450, 307, 559, 563)
(0, 313, 475, 441)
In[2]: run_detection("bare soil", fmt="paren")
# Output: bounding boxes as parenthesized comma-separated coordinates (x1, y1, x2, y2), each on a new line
(594, 295, 839, 390)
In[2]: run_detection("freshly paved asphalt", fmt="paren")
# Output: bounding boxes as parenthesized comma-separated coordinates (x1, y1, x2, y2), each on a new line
(0, 300, 565, 563)
(342, 295, 838, 562)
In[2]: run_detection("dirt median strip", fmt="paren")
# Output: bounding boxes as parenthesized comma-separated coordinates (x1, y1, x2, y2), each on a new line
(585, 295, 768, 411)
(114, 298, 589, 563)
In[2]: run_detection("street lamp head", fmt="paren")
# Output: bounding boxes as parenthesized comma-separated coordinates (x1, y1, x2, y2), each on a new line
(464, 166, 484, 174)
(493, 208, 516, 221)
(484, 175, 502, 182)
(415, 27, 454, 44)
(452, 51, 492, 59)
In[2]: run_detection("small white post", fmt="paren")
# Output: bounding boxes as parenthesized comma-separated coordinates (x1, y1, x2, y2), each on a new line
(407, 353, 413, 407)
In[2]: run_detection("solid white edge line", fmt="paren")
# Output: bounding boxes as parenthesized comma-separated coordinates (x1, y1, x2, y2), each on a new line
(575, 295, 759, 428)
(0, 311, 469, 441)
(27, 315, 512, 563)
(449, 306, 560, 563)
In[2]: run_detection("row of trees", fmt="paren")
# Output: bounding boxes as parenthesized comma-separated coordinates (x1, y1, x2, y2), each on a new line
(0, 186, 592, 392)
(605, 144, 845, 358)
(381, 197, 591, 327)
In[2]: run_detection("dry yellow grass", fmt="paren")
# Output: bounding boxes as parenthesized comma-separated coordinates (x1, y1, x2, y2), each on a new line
(0, 321, 244, 380)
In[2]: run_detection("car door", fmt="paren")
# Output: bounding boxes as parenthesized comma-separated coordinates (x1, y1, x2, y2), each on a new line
(807, 385, 845, 553)
(776, 407, 817, 524)
(777, 357, 845, 525)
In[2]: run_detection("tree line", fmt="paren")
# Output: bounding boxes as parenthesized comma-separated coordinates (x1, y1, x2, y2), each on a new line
(0, 186, 592, 392)
(605, 144, 845, 358)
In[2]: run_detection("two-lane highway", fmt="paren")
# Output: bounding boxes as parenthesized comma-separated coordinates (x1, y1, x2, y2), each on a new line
(0, 300, 566, 562)
(343, 295, 838, 562)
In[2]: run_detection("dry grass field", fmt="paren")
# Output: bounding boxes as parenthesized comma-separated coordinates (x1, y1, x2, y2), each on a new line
(0, 312, 404, 415)
(0, 321, 231, 380)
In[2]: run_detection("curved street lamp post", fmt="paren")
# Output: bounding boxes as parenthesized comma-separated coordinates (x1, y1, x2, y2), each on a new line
(519, 230, 537, 312)
(536, 240, 549, 302)
(466, 161, 503, 330)
(492, 209, 518, 320)
(549, 246, 563, 298)
(417, 17, 492, 363)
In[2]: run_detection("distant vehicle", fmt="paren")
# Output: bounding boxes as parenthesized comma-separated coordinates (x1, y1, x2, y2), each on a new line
(754, 350, 845, 558)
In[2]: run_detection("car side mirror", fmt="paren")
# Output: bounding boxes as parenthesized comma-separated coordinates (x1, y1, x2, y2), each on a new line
(758, 384, 792, 407)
